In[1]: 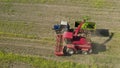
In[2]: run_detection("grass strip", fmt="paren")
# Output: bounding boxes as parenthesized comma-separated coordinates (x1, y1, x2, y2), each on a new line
(0, 51, 96, 68)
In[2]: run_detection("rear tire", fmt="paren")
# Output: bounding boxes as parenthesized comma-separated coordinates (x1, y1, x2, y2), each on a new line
(88, 49, 92, 54)
(67, 48, 74, 55)
(82, 51, 88, 55)
(63, 46, 67, 55)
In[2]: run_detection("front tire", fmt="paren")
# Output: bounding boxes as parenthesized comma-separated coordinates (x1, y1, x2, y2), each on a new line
(82, 51, 88, 55)
(67, 48, 74, 55)
(88, 49, 92, 54)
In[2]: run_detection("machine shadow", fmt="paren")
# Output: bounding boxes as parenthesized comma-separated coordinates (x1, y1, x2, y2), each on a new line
(91, 32, 114, 54)
(95, 29, 110, 37)
(91, 43, 106, 54)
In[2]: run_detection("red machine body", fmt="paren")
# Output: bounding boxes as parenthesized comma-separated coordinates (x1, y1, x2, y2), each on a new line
(54, 21, 92, 56)
(54, 34, 64, 56)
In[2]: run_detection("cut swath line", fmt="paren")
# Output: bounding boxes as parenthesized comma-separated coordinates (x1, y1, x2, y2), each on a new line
(0, 32, 37, 39)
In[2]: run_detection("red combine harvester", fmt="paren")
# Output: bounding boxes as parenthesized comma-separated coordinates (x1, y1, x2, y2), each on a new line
(53, 20, 96, 56)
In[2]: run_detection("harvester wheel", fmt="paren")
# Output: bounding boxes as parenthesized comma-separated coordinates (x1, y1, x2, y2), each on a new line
(67, 48, 74, 55)
(88, 49, 92, 54)
(82, 51, 88, 55)
(63, 46, 67, 55)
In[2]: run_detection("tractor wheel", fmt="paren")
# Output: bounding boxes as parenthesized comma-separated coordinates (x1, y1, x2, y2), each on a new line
(63, 46, 67, 55)
(67, 48, 74, 55)
(88, 49, 92, 54)
(82, 51, 88, 55)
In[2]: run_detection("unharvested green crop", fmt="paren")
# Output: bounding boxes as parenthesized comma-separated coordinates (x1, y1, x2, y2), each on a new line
(0, 51, 94, 68)
(0, 51, 119, 68)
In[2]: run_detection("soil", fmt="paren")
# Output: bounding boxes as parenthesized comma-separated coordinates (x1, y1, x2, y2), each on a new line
(0, 1, 120, 67)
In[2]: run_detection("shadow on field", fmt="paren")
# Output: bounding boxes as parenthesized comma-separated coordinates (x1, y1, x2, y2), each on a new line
(95, 29, 110, 37)
(92, 32, 114, 54)
(91, 43, 106, 54)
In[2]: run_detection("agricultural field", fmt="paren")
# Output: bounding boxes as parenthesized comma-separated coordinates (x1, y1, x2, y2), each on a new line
(0, 0, 120, 68)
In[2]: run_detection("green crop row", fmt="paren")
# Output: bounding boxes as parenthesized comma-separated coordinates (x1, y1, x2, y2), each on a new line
(0, 0, 114, 8)
(0, 21, 30, 34)
(0, 21, 38, 39)
(70, 0, 113, 8)
(0, 20, 55, 43)
(0, 21, 56, 44)
(0, 51, 111, 68)
(0, 2, 15, 15)
(0, 0, 56, 4)
(90, 0, 114, 8)
(0, 32, 37, 39)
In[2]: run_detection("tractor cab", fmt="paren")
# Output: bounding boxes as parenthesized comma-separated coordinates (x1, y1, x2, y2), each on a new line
(53, 21, 70, 34)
